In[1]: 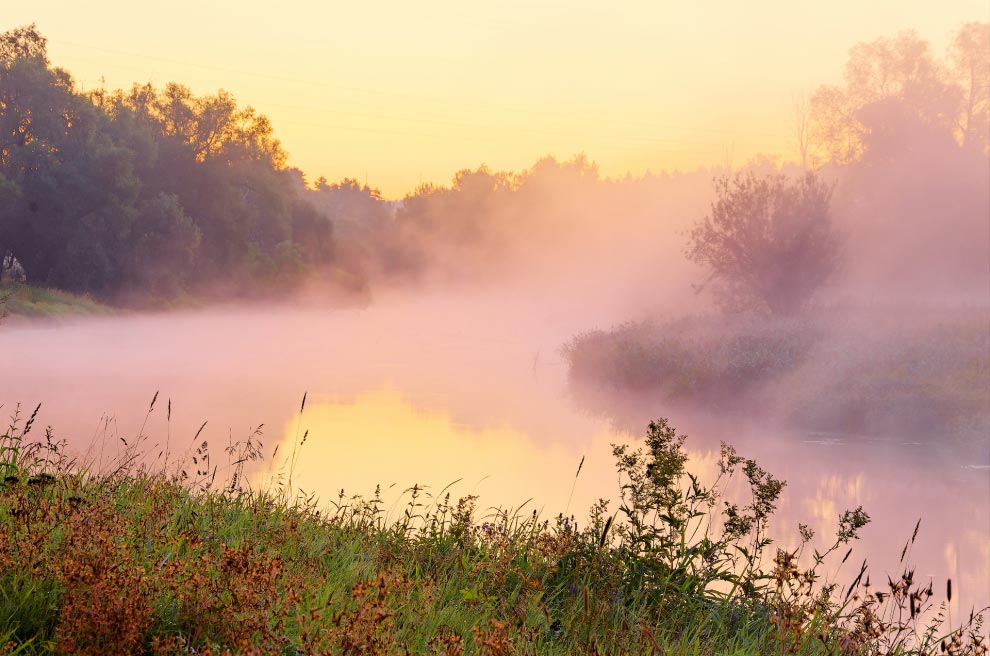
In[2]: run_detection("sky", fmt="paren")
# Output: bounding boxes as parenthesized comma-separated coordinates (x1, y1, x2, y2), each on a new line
(8, 1, 988, 197)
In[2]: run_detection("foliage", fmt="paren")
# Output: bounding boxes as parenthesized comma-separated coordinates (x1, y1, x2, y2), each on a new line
(0, 25, 349, 303)
(610, 420, 786, 601)
(949, 23, 990, 152)
(1, 22, 986, 307)
(329, 155, 611, 283)
(809, 24, 989, 164)
(686, 172, 840, 315)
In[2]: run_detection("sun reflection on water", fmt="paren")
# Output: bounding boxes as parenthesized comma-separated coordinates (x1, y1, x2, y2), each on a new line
(264, 388, 990, 615)
(262, 388, 626, 518)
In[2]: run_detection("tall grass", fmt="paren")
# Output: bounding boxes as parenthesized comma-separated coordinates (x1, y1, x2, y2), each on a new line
(0, 284, 112, 320)
(0, 401, 984, 654)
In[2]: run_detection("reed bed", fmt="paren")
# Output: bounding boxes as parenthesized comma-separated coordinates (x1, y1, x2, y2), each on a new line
(564, 306, 990, 442)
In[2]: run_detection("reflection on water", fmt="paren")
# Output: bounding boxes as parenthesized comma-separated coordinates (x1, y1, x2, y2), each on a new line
(270, 387, 989, 617)
(1, 289, 987, 616)
(261, 388, 622, 517)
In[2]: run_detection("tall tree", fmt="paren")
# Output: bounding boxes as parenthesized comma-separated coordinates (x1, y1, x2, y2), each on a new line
(810, 31, 960, 163)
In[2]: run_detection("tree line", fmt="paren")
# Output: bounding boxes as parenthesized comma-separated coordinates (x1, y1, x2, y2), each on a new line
(1, 22, 987, 310)
(0, 25, 338, 301)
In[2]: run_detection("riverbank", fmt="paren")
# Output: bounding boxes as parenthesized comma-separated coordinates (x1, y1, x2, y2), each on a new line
(0, 284, 115, 320)
(564, 306, 990, 445)
(0, 409, 981, 655)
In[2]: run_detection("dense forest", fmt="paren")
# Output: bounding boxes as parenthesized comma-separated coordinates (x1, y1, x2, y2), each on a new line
(0, 25, 337, 302)
(0, 23, 987, 306)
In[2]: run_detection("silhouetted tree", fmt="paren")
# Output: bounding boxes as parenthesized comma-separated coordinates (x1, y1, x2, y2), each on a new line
(0, 23, 47, 63)
(950, 22, 990, 152)
(811, 25, 990, 298)
(809, 25, 989, 163)
(687, 172, 840, 315)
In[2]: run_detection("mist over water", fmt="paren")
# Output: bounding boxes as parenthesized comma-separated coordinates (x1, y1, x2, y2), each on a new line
(2, 270, 987, 614)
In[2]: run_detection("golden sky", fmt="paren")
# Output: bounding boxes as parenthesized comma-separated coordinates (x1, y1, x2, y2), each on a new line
(9, 1, 987, 197)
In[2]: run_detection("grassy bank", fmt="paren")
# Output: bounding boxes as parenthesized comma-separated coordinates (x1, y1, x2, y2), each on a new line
(0, 402, 984, 655)
(564, 307, 990, 442)
(0, 285, 114, 320)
